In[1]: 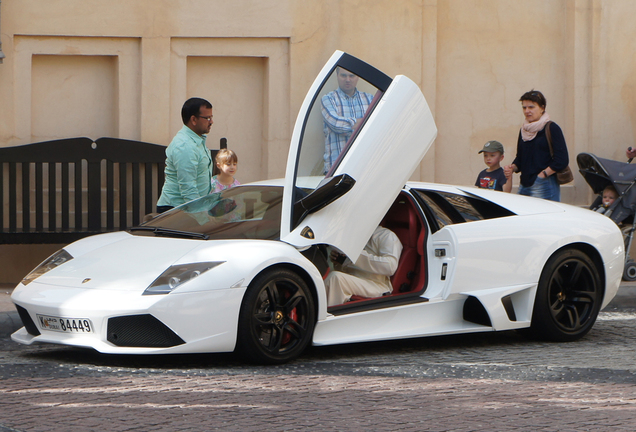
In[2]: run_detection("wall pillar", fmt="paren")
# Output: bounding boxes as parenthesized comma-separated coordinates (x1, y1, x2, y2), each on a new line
(565, 0, 594, 204)
(140, 36, 171, 145)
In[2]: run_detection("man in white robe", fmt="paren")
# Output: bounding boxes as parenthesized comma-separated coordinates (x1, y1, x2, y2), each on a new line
(325, 226, 402, 306)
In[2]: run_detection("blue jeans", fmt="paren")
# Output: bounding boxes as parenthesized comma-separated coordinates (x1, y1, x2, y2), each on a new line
(518, 175, 560, 202)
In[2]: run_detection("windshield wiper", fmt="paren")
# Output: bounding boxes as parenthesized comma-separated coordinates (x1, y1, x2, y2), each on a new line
(129, 226, 209, 240)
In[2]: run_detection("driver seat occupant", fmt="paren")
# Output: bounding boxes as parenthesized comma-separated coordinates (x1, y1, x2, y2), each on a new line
(324, 225, 402, 306)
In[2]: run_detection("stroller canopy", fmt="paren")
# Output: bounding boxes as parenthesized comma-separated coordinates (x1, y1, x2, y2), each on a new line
(577, 153, 636, 194)
(577, 152, 636, 223)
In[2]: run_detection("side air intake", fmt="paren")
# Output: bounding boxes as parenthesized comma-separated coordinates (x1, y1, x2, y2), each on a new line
(16, 305, 41, 336)
(462, 296, 492, 327)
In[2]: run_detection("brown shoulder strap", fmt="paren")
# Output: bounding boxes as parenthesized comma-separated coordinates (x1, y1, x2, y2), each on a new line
(545, 121, 553, 157)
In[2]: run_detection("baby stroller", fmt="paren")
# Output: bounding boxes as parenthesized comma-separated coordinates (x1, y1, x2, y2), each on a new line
(577, 152, 636, 280)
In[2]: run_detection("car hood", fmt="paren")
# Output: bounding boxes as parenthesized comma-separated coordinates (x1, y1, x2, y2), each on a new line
(32, 234, 212, 291)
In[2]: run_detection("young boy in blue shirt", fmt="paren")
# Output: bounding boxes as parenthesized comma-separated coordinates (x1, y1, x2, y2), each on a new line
(475, 140, 512, 192)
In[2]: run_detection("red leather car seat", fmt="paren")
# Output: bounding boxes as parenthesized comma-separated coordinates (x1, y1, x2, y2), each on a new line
(383, 197, 420, 294)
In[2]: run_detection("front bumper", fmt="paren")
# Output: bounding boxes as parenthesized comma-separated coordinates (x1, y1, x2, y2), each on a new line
(11, 283, 246, 354)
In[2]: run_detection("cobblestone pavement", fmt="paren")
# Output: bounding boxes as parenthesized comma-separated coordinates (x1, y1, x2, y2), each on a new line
(1, 305, 636, 431)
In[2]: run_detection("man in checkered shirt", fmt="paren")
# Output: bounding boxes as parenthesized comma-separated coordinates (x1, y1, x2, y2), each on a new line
(321, 67, 375, 174)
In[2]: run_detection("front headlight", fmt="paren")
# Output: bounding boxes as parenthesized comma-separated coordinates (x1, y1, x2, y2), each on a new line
(143, 262, 224, 295)
(22, 249, 74, 286)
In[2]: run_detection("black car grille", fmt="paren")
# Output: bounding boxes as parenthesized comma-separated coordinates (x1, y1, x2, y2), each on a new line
(107, 314, 185, 347)
(16, 305, 41, 336)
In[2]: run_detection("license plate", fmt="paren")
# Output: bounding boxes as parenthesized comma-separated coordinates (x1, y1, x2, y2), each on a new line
(37, 315, 93, 333)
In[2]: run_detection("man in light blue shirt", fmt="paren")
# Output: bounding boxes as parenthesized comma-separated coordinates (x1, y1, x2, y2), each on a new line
(157, 98, 214, 212)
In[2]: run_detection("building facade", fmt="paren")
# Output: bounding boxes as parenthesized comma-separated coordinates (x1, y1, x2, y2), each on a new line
(0, 0, 634, 281)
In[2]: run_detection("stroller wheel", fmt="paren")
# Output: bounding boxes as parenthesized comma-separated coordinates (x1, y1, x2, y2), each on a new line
(623, 260, 636, 281)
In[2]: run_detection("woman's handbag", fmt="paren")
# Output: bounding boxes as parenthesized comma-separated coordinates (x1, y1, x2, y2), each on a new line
(545, 121, 574, 184)
(555, 166, 574, 184)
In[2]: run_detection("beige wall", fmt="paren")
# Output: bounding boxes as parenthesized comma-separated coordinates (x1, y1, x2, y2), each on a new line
(1, 0, 636, 282)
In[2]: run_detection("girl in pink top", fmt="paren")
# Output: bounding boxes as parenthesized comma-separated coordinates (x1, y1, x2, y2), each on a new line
(211, 149, 240, 192)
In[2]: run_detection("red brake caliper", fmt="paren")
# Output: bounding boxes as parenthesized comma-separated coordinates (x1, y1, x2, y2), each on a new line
(281, 291, 297, 345)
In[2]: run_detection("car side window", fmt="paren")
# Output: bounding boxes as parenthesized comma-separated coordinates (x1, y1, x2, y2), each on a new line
(415, 189, 515, 229)
(415, 191, 453, 229)
(438, 192, 482, 222)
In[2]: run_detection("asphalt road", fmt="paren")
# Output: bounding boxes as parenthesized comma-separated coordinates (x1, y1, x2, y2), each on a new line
(1, 284, 636, 431)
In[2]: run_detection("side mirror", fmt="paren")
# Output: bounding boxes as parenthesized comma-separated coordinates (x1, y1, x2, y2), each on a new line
(293, 174, 356, 227)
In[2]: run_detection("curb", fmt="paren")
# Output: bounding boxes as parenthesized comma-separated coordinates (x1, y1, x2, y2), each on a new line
(0, 311, 21, 337)
(605, 284, 636, 309)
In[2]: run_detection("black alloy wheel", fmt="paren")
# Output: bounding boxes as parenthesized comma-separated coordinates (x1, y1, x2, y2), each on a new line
(525, 249, 602, 342)
(237, 268, 316, 364)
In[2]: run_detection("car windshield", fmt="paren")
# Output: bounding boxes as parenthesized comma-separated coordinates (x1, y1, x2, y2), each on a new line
(137, 185, 283, 240)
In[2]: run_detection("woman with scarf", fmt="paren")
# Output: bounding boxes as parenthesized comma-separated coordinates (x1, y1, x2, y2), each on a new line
(504, 90, 569, 202)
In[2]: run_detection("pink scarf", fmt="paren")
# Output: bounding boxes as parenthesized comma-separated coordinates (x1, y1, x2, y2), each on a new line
(521, 113, 551, 141)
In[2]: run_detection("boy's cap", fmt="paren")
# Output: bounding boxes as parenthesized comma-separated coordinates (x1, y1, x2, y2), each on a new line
(478, 140, 504, 154)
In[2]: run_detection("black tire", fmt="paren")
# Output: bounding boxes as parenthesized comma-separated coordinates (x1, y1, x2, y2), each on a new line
(525, 249, 602, 342)
(623, 259, 636, 281)
(236, 268, 316, 364)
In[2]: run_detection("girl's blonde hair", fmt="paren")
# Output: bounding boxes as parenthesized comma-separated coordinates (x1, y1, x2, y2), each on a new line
(215, 148, 238, 166)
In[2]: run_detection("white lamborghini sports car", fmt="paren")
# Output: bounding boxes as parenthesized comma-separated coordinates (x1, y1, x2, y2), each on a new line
(11, 52, 625, 364)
